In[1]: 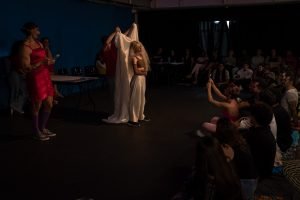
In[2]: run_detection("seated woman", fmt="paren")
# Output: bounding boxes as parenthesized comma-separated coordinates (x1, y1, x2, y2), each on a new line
(216, 117, 257, 200)
(186, 50, 209, 85)
(172, 136, 243, 200)
(202, 78, 240, 133)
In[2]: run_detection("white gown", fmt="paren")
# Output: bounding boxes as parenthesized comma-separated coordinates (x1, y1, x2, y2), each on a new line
(103, 24, 139, 123)
(129, 71, 146, 122)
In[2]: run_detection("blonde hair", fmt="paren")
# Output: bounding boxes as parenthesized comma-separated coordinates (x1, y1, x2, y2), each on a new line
(130, 41, 150, 71)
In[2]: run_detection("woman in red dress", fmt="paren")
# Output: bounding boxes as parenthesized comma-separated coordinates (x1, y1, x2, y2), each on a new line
(20, 22, 56, 141)
(41, 37, 64, 99)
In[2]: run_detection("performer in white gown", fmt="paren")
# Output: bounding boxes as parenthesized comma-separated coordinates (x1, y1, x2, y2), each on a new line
(127, 41, 150, 127)
(102, 23, 139, 124)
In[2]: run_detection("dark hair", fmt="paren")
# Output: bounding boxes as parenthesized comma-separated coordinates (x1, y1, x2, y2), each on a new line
(259, 89, 277, 106)
(253, 78, 268, 90)
(223, 82, 239, 99)
(195, 137, 242, 199)
(21, 22, 38, 36)
(251, 102, 273, 127)
(285, 70, 295, 83)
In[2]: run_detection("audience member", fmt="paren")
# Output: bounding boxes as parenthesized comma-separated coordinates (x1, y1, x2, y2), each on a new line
(211, 62, 230, 87)
(216, 118, 257, 200)
(259, 90, 292, 152)
(280, 71, 299, 127)
(251, 48, 265, 70)
(8, 40, 28, 114)
(172, 136, 243, 200)
(265, 48, 282, 74)
(202, 79, 240, 133)
(186, 50, 209, 85)
(244, 103, 276, 179)
(236, 63, 253, 91)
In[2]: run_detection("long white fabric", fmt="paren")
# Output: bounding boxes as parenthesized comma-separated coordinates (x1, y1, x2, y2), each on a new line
(104, 24, 139, 123)
(129, 75, 146, 122)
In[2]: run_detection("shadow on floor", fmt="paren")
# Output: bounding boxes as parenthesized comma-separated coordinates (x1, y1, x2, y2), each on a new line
(51, 107, 108, 125)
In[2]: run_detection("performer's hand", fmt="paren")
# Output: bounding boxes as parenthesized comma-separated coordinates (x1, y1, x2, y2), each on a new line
(208, 78, 214, 84)
(34, 59, 48, 69)
(115, 26, 121, 33)
(222, 144, 234, 162)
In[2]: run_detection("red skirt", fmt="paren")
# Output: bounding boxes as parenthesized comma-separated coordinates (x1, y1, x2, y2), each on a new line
(26, 66, 54, 102)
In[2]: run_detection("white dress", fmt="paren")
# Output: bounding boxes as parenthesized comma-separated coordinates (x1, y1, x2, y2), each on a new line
(103, 24, 139, 124)
(129, 59, 146, 122)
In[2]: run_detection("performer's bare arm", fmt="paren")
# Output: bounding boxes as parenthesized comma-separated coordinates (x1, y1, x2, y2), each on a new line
(104, 27, 120, 50)
(20, 45, 46, 73)
(132, 57, 147, 76)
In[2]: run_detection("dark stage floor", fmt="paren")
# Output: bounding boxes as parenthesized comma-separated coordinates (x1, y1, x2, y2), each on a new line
(0, 86, 218, 200)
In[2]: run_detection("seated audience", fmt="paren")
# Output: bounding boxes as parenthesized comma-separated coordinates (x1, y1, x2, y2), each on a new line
(259, 90, 292, 152)
(280, 71, 298, 127)
(216, 118, 257, 200)
(172, 136, 243, 200)
(243, 103, 276, 179)
(251, 48, 265, 70)
(235, 63, 253, 91)
(202, 79, 240, 133)
(186, 50, 209, 85)
(211, 62, 230, 87)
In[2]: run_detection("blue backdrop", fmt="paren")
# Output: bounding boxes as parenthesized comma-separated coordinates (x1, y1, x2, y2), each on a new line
(0, 0, 133, 67)
(0, 0, 133, 109)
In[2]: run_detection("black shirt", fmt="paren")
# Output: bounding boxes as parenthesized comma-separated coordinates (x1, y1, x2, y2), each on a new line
(273, 105, 292, 152)
(244, 126, 276, 178)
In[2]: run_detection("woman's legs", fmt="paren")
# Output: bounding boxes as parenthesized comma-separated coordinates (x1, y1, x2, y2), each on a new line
(192, 64, 204, 84)
(193, 64, 202, 81)
(40, 96, 55, 136)
(202, 116, 220, 133)
(32, 100, 49, 140)
(186, 64, 199, 78)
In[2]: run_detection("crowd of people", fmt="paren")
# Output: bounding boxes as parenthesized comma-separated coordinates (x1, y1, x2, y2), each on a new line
(149, 47, 300, 89)
(172, 54, 300, 198)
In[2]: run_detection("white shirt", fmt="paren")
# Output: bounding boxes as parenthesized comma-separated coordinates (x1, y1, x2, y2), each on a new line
(281, 88, 298, 117)
(237, 68, 253, 79)
(251, 55, 265, 69)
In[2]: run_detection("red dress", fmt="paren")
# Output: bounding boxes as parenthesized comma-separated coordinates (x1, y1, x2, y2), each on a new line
(25, 43, 54, 102)
(101, 41, 117, 77)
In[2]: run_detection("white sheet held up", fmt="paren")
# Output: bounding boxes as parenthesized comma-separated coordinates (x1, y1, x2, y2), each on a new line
(104, 23, 139, 123)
